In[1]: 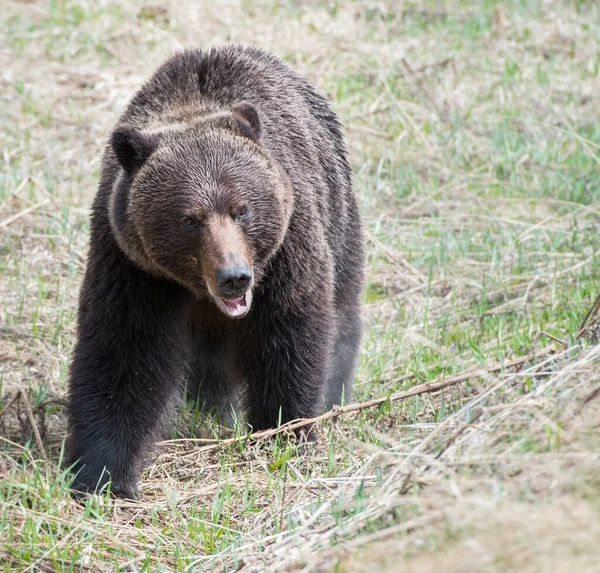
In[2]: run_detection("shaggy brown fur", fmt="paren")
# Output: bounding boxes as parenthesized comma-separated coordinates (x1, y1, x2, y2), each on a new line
(66, 46, 364, 498)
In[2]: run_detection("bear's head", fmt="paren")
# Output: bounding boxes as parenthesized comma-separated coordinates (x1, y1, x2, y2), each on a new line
(108, 102, 293, 318)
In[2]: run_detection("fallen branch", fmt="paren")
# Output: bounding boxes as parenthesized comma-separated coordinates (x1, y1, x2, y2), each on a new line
(160, 344, 558, 450)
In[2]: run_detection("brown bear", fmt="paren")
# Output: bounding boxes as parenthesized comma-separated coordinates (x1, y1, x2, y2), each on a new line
(66, 45, 364, 499)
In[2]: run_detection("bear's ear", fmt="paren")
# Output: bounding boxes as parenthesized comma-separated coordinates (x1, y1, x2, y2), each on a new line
(232, 101, 261, 142)
(111, 125, 160, 172)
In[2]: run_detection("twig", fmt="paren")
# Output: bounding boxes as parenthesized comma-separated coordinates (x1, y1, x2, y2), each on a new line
(0, 198, 50, 228)
(398, 470, 413, 495)
(576, 292, 600, 339)
(0, 176, 30, 211)
(0, 391, 65, 421)
(18, 390, 47, 462)
(575, 384, 600, 414)
(29, 176, 61, 207)
(431, 409, 484, 466)
(365, 230, 427, 284)
(0, 392, 20, 418)
(37, 397, 68, 410)
(279, 463, 289, 532)
(540, 330, 566, 347)
(19, 391, 48, 461)
(400, 57, 443, 117)
(411, 57, 454, 74)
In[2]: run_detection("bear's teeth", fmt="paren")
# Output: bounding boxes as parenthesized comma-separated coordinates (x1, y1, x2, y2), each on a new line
(214, 290, 252, 318)
(222, 293, 247, 316)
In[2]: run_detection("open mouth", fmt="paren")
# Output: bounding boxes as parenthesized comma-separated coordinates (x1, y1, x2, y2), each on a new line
(213, 289, 252, 318)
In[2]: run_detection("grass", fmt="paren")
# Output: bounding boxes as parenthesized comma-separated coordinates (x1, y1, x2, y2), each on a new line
(1, 0, 600, 571)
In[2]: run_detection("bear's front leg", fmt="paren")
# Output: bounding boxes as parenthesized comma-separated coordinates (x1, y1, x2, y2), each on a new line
(66, 247, 192, 499)
(240, 295, 334, 431)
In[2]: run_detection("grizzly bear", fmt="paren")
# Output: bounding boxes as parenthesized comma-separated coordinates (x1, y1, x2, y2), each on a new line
(66, 46, 364, 499)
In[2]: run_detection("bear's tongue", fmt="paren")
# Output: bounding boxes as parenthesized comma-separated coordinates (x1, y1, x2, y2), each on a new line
(213, 288, 252, 318)
(220, 293, 248, 317)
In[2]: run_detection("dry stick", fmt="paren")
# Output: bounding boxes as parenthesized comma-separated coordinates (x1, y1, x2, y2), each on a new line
(540, 330, 566, 346)
(0, 175, 30, 211)
(434, 408, 484, 462)
(575, 384, 600, 414)
(0, 393, 45, 461)
(576, 291, 600, 339)
(411, 57, 453, 74)
(162, 345, 557, 451)
(37, 397, 68, 410)
(365, 230, 427, 284)
(18, 390, 47, 462)
(0, 393, 66, 418)
(0, 198, 50, 228)
(29, 176, 61, 207)
(400, 57, 443, 117)
(278, 463, 289, 532)
(0, 392, 21, 418)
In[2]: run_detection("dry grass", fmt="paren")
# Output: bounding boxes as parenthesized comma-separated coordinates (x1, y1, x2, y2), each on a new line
(1, 0, 600, 571)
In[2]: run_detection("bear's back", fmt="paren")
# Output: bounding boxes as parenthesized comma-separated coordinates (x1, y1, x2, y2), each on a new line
(123, 48, 347, 182)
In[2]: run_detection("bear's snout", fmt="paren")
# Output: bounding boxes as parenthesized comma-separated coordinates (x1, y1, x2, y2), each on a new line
(215, 265, 252, 299)
(200, 215, 254, 318)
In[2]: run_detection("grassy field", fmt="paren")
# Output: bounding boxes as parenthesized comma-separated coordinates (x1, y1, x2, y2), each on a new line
(1, 0, 600, 571)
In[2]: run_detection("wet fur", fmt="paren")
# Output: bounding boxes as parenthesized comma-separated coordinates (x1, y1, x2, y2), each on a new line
(66, 46, 364, 498)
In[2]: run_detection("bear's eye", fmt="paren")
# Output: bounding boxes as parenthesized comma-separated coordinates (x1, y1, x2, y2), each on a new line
(182, 216, 198, 229)
(235, 206, 249, 220)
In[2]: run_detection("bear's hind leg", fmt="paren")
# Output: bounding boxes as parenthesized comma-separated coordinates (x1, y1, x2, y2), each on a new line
(323, 307, 361, 410)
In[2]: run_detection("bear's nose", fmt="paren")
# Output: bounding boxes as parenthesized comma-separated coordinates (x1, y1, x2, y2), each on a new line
(215, 266, 252, 298)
